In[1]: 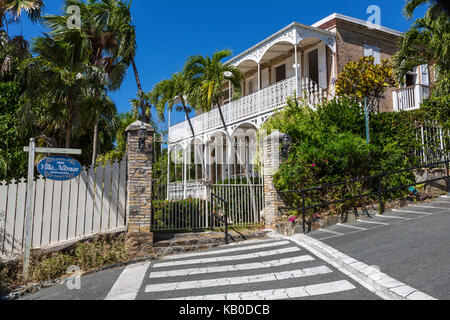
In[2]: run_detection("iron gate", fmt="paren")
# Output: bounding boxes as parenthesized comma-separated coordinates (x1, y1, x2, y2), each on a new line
(150, 135, 264, 232)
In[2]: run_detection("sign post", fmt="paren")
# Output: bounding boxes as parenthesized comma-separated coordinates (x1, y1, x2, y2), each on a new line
(364, 97, 370, 144)
(23, 139, 35, 281)
(22, 141, 82, 281)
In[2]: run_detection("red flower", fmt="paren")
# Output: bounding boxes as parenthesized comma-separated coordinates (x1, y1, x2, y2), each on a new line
(311, 163, 316, 168)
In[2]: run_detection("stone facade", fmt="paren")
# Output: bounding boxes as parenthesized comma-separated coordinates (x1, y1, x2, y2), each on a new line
(125, 121, 154, 256)
(262, 132, 286, 230)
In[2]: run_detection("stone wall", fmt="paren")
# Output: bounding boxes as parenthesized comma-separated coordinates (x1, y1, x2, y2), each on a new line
(125, 121, 154, 256)
(414, 167, 449, 196)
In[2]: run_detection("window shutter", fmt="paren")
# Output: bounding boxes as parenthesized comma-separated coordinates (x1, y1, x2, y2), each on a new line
(364, 44, 380, 65)
(421, 65, 429, 85)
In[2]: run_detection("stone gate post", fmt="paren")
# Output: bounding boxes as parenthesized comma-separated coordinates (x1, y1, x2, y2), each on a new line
(262, 132, 284, 230)
(125, 121, 154, 255)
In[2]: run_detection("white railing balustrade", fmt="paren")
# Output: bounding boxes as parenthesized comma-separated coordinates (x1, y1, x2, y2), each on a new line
(394, 84, 430, 112)
(169, 76, 329, 143)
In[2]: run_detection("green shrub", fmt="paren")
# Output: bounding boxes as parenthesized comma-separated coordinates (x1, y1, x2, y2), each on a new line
(153, 199, 208, 230)
(419, 94, 450, 130)
(262, 97, 422, 217)
(30, 254, 75, 282)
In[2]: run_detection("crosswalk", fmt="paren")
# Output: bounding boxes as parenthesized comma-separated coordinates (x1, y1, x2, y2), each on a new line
(105, 196, 447, 301)
(131, 238, 376, 300)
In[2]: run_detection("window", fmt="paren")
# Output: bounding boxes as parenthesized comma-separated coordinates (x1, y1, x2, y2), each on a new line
(405, 67, 418, 87)
(247, 79, 255, 95)
(363, 44, 380, 65)
(275, 64, 286, 83)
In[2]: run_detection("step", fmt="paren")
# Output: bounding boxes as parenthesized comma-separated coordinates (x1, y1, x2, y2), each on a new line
(153, 230, 269, 256)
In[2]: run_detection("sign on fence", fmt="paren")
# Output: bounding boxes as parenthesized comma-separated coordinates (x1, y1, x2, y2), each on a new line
(37, 156, 82, 181)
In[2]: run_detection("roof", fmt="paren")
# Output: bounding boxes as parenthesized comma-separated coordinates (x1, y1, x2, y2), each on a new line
(312, 13, 403, 37)
(225, 13, 402, 66)
(225, 22, 334, 65)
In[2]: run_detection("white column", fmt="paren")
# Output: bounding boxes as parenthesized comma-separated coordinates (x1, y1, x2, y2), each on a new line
(258, 63, 261, 112)
(183, 147, 187, 199)
(294, 45, 299, 98)
(414, 84, 421, 109)
(228, 80, 232, 103)
(167, 110, 171, 198)
(392, 90, 399, 112)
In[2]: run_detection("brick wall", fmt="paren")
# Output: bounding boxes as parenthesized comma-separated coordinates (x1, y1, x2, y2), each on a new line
(318, 18, 401, 112)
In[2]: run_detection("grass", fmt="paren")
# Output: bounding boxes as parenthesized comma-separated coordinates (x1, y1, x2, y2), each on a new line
(0, 233, 136, 297)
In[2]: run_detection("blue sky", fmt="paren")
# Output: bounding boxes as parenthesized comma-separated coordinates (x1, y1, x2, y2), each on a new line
(7, 0, 426, 133)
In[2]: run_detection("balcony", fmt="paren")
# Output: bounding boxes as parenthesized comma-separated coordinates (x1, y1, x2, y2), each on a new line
(393, 84, 430, 112)
(169, 76, 330, 143)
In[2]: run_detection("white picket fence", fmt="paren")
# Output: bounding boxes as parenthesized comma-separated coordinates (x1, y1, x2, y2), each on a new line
(0, 157, 127, 257)
(416, 122, 450, 164)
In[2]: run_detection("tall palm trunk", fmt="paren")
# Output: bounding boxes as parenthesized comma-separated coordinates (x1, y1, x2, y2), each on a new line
(65, 119, 72, 148)
(181, 98, 195, 139)
(92, 115, 99, 165)
(131, 57, 147, 122)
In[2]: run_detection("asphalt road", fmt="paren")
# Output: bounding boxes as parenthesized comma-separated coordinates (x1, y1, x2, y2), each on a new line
(20, 194, 449, 300)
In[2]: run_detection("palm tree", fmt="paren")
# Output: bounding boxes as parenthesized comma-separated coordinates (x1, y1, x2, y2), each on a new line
(0, 0, 44, 77)
(93, 0, 148, 123)
(23, 34, 94, 148)
(394, 5, 449, 95)
(184, 50, 258, 215)
(130, 91, 152, 123)
(44, 0, 128, 164)
(403, 0, 448, 20)
(184, 49, 243, 134)
(150, 72, 195, 139)
(0, 0, 44, 29)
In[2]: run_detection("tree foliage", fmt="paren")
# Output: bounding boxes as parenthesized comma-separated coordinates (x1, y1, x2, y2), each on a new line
(335, 56, 398, 113)
(261, 97, 423, 217)
(395, 1, 450, 96)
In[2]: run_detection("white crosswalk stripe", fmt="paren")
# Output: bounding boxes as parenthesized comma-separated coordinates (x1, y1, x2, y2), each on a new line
(145, 266, 333, 292)
(149, 255, 315, 278)
(166, 280, 356, 300)
(153, 246, 300, 268)
(161, 240, 290, 260)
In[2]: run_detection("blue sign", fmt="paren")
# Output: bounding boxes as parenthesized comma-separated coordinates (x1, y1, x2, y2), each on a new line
(37, 156, 82, 181)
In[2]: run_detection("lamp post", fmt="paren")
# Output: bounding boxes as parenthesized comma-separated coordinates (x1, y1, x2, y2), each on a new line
(138, 123, 147, 153)
(364, 97, 370, 144)
(281, 134, 292, 160)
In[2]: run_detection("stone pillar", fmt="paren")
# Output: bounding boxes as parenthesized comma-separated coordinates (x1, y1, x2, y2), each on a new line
(262, 132, 285, 230)
(125, 121, 154, 256)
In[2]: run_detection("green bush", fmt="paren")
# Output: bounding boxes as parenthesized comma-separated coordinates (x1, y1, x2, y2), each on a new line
(262, 97, 422, 217)
(153, 199, 208, 230)
(418, 94, 450, 130)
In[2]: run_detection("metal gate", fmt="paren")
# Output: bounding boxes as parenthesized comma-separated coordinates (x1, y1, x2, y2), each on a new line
(150, 135, 264, 232)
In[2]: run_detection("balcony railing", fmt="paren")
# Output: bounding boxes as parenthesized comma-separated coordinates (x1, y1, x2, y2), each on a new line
(169, 75, 329, 143)
(393, 84, 430, 112)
